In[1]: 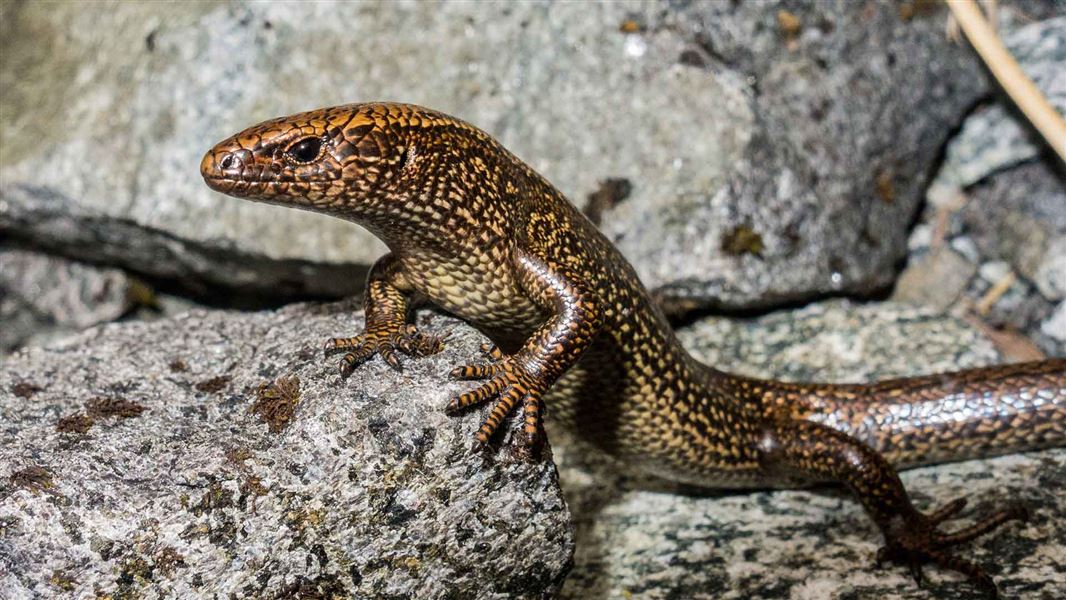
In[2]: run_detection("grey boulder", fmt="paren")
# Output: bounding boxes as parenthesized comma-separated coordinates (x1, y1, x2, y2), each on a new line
(0, 303, 573, 599)
(0, 249, 137, 353)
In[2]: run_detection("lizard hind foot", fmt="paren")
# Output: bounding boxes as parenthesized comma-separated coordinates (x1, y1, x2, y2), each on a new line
(876, 500, 1030, 598)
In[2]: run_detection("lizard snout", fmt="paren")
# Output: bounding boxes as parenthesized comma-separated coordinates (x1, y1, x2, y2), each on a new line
(201, 147, 251, 180)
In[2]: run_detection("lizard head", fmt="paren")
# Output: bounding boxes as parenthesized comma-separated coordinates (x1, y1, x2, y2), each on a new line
(202, 102, 517, 249)
(201, 102, 448, 222)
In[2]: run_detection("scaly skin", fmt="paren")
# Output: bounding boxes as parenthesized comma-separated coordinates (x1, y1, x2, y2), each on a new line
(201, 102, 1066, 596)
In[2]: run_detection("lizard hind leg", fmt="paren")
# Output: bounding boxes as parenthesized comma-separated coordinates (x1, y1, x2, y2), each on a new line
(466, 387, 545, 452)
(473, 388, 522, 447)
(761, 418, 1027, 598)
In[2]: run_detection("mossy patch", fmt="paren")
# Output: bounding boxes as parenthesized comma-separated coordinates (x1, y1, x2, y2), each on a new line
(57, 396, 144, 434)
(12, 381, 43, 398)
(721, 224, 765, 257)
(195, 375, 232, 393)
(250, 375, 301, 433)
(56, 413, 94, 434)
(86, 396, 145, 419)
(9, 465, 54, 494)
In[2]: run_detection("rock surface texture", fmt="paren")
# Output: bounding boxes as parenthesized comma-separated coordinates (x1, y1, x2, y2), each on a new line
(901, 9, 1066, 357)
(2, 2, 1064, 599)
(0, 250, 136, 353)
(928, 15, 1066, 197)
(2, 0, 985, 308)
(0, 304, 573, 599)
(4, 301, 1060, 599)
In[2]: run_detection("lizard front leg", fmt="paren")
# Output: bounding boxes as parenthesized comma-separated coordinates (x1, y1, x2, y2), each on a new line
(324, 253, 444, 376)
(447, 249, 603, 449)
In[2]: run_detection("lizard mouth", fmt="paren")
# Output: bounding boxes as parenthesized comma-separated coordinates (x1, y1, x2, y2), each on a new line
(203, 174, 242, 193)
(203, 174, 289, 201)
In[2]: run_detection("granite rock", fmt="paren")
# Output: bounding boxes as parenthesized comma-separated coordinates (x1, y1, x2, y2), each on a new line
(0, 304, 572, 599)
(1, 298, 1061, 600)
(1035, 237, 1066, 301)
(890, 247, 977, 312)
(900, 7, 1066, 358)
(554, 300, 1065, 599)
(617, 0, 988, 308)
(909, 159, 1066, 357)
(2, 1, 985, 309)
(1043, 302, 1066, 345)
(927, 14, 1066, 204)
(0, 249, 136, 353)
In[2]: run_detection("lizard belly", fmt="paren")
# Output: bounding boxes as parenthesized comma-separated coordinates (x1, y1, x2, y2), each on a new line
(401, 253, 545, 341)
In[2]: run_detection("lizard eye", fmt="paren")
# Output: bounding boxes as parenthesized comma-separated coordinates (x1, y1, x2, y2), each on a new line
(286, 137, 323, 164)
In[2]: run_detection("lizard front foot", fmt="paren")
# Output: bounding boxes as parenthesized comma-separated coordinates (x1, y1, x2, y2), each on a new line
(875, 498, 1029, 598)
(446, 343, 545, 451)
(324, 324, 445, 377)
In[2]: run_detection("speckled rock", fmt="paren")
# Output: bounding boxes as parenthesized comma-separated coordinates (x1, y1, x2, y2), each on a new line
(614, 0, 987, 308)
(899, 5, 1066, 358)
(553, 300, 1065, 599)
(0, 303, 572, 599)
(1044, 302, 1066, 345)
(902, 157, 1066, 357)
(927, 14, 1066, 204)
(0, 249, 135, 353)
(890, 247, 977, 312)
(2, 1, 984, 309)
(962, 162, 1066, 289)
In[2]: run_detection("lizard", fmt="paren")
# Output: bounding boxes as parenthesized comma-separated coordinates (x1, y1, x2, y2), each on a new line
(201, 102, 1065, 597)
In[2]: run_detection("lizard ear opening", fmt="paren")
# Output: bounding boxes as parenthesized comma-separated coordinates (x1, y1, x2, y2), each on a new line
(397, 145, 412, 170)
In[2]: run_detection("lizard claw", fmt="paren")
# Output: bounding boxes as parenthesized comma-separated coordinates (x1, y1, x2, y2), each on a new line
(876, 499, 1029, 598)
(478, 342, 504, 360)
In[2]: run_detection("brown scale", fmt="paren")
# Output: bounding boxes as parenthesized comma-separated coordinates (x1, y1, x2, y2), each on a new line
(202, 102, 1065, 597)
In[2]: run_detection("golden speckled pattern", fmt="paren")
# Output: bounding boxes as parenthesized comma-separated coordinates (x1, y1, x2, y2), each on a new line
(203, 102, 1065, 596)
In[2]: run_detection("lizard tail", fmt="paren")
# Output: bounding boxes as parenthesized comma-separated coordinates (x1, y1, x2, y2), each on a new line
(787, 359, 1066, 469)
